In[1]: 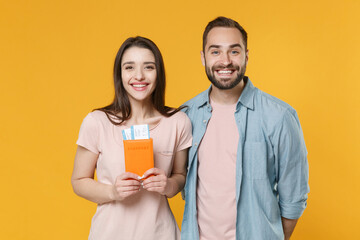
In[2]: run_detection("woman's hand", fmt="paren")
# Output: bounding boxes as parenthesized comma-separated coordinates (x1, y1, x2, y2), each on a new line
(142, 168, 170, 196)
(142, 149, 189, 198)
(111, 172, 141, 201)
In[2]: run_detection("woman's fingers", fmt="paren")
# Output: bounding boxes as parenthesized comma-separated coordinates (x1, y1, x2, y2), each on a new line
(112, 169, 171, 198)
(119, 172, 141, 181)
(142, 169, 168, 195)
(116, 179, 140, 187)
(116, 185, 141, 192)
(142, 174, 166, 185)
(112, 172, 141, 201)
(142, 168, 165, 179)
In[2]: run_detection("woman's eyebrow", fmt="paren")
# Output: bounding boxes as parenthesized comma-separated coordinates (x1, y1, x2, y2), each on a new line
(122, 61, 155, 66)
(122, 61, 134, 66)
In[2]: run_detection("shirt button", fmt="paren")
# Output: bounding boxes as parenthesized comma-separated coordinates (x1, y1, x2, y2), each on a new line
(194, 142, 198, 146)
(203, 120, 207, 123)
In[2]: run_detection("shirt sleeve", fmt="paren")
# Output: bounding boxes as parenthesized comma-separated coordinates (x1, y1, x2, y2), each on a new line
(76, 113, 100, 154)
(175, 112, 193, 152)
(273, 109, 310, 219)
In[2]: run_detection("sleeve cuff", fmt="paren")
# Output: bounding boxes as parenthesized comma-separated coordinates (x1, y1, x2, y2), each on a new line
(76, 141, 99, 155)
(177, 137, 193, 152)
(280, 197, 308, 219)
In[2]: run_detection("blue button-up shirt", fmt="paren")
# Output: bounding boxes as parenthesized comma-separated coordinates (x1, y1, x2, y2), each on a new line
(181, 77, 309, 240)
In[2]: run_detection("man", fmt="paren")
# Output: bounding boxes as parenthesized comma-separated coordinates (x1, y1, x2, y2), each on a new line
(181, 16, 309, 240)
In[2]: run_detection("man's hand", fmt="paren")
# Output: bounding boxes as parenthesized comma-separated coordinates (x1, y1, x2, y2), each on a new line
(282, 217, 298, 240)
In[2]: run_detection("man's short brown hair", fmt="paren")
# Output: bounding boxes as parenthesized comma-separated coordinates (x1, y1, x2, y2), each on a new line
(203, 16, 248, 51)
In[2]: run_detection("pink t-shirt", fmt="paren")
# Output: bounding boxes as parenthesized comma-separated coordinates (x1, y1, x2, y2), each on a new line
(76, 110, 192, 240)
(197, 99, 239, 240)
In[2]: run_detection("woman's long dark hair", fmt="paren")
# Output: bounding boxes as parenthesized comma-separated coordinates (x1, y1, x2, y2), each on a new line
(96, 36, 183, 125)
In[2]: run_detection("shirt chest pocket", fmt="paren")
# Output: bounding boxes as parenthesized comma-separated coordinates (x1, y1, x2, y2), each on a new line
(243, 141, 269, 180)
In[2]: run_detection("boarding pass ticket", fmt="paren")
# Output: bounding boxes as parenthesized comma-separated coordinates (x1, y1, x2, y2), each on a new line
(122, 124, 150, 140)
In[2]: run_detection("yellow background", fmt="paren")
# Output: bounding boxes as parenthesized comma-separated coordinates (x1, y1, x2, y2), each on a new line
(1, 0, 359, 239)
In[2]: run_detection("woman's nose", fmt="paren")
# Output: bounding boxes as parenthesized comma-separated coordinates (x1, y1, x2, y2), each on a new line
(134, 68, 145, 81)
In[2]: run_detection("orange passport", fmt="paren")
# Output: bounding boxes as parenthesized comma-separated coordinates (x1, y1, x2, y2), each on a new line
(123, 138, 154, 177)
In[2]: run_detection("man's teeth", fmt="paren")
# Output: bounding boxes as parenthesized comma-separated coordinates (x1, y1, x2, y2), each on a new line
(218, 70, 232, 74)
(132, 84, 146, 87)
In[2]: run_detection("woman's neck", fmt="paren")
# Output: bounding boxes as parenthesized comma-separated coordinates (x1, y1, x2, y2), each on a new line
(127, 99, 161, 125)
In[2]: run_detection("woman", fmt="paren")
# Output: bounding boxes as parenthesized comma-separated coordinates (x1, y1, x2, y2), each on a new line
(71, 36, 192, 240)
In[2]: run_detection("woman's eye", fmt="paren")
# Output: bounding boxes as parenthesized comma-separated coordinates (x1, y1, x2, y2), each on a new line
(145, 65, 155, 70)
(124, 66, 133, 70)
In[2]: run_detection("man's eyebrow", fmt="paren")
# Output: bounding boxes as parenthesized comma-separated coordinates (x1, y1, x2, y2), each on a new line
(230, 44, 243, 49)
(207, 44, 221, 50)
(207, 43, 243, 51)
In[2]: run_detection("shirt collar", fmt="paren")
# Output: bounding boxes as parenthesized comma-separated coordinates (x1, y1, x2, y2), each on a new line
(197, 76, 255, 110)
(238, 76, 255, 110)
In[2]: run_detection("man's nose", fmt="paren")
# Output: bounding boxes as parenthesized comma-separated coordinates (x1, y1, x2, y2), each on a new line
(220, 53, 231, 66)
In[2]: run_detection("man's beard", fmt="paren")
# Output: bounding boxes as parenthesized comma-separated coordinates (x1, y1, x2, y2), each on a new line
(205, 63, 246, 90)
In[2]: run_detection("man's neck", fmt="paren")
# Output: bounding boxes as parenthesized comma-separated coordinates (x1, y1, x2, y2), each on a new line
(210, 79, 246, 105)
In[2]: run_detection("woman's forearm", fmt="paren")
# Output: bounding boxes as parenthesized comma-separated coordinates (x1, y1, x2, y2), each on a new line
(72, 177, 114, 204)
(164, 148, 188, 198)
(165, 173, 186, 198)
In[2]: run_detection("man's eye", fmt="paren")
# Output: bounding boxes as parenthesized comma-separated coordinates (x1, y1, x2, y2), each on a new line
(211, 51, 219, 55)
(231, 50, 239, 54)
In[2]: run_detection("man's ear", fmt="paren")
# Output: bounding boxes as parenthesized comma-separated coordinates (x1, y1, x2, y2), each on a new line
(245, 49, 249, 67)
(201, 51, 205, 66)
